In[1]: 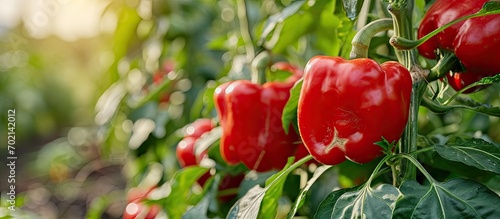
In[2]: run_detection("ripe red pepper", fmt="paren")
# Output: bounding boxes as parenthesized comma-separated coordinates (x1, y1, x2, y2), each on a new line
(123, 187, 161, 219)
(123, 201, 160, 219)
(176, 118, 214, 185)
(176, 118, 214, 167)
(214, 63, 305, 172)
(417, 0, 500, 92)
(177, 119, 245, 201)
(298, 56, 412, 165)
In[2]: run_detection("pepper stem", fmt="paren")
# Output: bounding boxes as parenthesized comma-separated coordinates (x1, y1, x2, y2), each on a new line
(251, 51, 271, 84)
(350, 18, 394, 59)
(397, 81, 425, 185)
(236, 0, 254, 61)
(427, 51, 463, 82)
(388, 0, 421, 187)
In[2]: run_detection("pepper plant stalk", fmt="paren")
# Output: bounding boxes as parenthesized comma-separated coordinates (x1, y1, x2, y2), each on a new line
(350, 18, 393, 59)
(236, 0, 268, 85)
(388, 0, 423, 186)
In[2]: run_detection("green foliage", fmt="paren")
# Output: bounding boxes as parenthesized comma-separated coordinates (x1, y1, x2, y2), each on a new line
(394, 179, 500, 218)
(181, 175, 221, 219)
(434, 138, 500, 175)
(161, 166, 210, 218)
(282, 79, 302, 134)
(317, 184, 400, 219)
(99, 0, 499, 218)
(342, 0, 366, 20)
(287, 165, 332, 219)
(227, 158, 295, 219)
(6, 0, 499, 218)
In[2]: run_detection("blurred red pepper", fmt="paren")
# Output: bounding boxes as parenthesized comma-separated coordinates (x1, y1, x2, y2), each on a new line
(123, 187, 160, 219)
(176, 118, 214, 185)
(417, 0, 500, 93)
(298, 56, 412, 165)
(151, 59, 175, 103)
(214, 63, 305, 172)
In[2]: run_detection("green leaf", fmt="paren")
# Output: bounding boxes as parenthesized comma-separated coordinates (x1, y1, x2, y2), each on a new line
(269, 11, 314, 53)
(422, 95, 500, 117)
(206, 34, 230, 50)
(182, 175, 220, 219)
(226, 185, 266, 219)
(164, 166, 210, 219)
(182, 194, 210, 219)
(227, 157, 296, 219)
(287, 165, 333, 219)
(393, 179, 500, 218)
(262, 0, 331, 54)
(374, 137, 395, 155)
(190, 82, 208, 120)
(190, 80, 219, 120)
(315, 1, 341, 56)
(435, 137, 500, 175)
(282, 79, 302, 134)
(259, 0, 306, 43)
(314, 183, 400, 219)
(465, 74, 500, 88)
(237, 171, 276, 197)
(260, 158, 295, 219)
(445, 75, 500, 104)
(86, 195, 110, 219)
(314, 187, 358, 219)
(201, 81, 218, 118)
(418, 148, 496, 181)
(332, 184, 400, 219)
(479, 1, 500, 13)
(342, 0, 365, 20)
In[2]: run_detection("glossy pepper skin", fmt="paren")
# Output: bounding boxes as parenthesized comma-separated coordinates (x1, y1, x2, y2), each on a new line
(176, 118, 214, 185)
(214, 62, 307, 172)
(417, 0, 500, 93)
(297, 56, 412, 165)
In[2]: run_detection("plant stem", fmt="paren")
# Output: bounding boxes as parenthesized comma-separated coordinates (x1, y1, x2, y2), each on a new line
(388, 0, 423, 187)
(236, 0, 254, 61)
(367, 156, 392, 186)
(267, 155, 313, 188)
(350, 18, 394, 59)
(398, 153, 436, 183)
(251, 51, 270, 84)
(427, 51, 462, 82)
(395, 74, 426, 187)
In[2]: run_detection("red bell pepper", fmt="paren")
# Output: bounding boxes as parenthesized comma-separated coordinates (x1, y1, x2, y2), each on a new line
(176, 118, 214, 185)
(298, 56, 412, 165)
(214, 63, 306, 172)
(123, 187, 161, 219)
(417, 0, 500, 93)
(176, 118, 214, 167)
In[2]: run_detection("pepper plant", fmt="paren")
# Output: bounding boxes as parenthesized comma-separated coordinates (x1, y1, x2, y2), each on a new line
(92, 0, 500, 218)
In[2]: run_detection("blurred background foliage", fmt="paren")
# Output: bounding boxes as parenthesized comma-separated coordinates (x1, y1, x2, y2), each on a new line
(0, 0, 498, 218)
